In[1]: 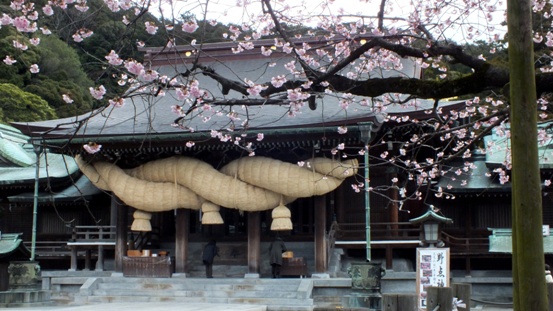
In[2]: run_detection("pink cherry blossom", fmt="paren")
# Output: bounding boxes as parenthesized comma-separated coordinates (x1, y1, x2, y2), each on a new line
(145, 21, 158, 35)
(109, 97, 125, 108)
(62, 94, 74, 104)
(124, 59, 144, 75)
(271, 75, 287, 88)
(83, 142, 101, 154)
(105, 50, 123, 66)
(29, 64, 39, 73)
(287, 88, 309, 102)
(139, 69, 159, 82)
(75, 2, 89, 12)
(261, 46, 272, 56)
(182, 20, 198, 33)
(89, 85, 106, 100)
(79, 28, 93, 38)
(104, 0, 120, 12)
(3, 56, 16, 65)
(29, 38, 40, 46)
(171, 105, 184, 116)
(40, 27, 51, 35)
(245, 79, 267, 96)
(1, 13, 12, 25)
(42, 4, 54, 15)
(13, 16, 30, 32)
(13, 40, 28, 51)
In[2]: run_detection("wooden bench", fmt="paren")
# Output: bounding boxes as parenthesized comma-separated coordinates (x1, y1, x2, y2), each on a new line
(24, 241, 72, 258)
(122, 256, 175, 278)
(67, 226, 116, 271)
(281, 257, 308, 278)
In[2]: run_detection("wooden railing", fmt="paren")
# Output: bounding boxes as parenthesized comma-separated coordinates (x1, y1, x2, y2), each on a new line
(70, 225, 116, 242)
(331, 222, 491, 255)
(24, 241, 71, 258)
(334, 222, 421, 241)
(441, 231, 490, 255)
(67, 225, 116, 271)
(326, 221, 338, 268)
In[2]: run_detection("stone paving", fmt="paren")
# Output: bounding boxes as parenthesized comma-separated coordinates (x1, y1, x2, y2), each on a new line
(11, 302, 268, 311)
(8, 302, 514, 311)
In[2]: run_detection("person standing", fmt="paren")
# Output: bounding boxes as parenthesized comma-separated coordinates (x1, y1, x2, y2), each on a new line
(202, 240, 219, 278)
(269, 236, 287, 278)
(546, 264, 553, 283)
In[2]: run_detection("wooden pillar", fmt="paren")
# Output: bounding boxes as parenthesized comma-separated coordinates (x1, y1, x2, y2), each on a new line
(465, 204, 472, 276)
(315, 195, 327, 273)
(336, 186, 345, 223)
(452, 283, 471, 311)
(247, 211, 261, 274)
(385, 245, 393, 270)
(175, 209, 189, 274)
(427, 287, 453, 311)
(389, 172, 399, 236)
(382, 293, 418, 311)
(96, 245, 105, 271)
(69, 246, 77, 271)
(114, 199, 127, 272)
(84, 250, 91, 270)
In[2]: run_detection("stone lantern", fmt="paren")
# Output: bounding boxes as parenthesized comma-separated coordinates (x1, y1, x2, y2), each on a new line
(409, 205, 453, 247)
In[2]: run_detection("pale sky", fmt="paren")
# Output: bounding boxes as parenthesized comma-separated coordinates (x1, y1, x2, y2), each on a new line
(163, 0, 507, 44)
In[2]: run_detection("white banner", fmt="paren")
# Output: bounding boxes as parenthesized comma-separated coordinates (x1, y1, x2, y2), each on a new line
(416, 247, 450, 310)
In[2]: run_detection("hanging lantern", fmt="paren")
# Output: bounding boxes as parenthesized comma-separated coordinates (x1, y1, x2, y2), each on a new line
(131, 210, 152, 232)
(271, 202, 292, 231)
(201, 202, 224, 225)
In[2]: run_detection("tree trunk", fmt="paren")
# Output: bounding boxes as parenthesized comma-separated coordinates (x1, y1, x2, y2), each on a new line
(507, 0, 548, 309)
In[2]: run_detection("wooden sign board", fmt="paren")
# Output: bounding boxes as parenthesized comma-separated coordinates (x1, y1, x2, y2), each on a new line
(416, 247, 450, 310)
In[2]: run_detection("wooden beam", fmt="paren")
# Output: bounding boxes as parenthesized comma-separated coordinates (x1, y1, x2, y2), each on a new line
(114, 198, 127, 273)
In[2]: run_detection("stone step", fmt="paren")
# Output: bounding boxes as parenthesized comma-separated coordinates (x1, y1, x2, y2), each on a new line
(96, 283, 301, 292)
(0, 290, 51, 304)
(79, 275, 313, 309)
(86, 295, 313, 306)
(187, 265, 249, 278)
(100, 277, 303, 285)
(92, 289, 301, 299)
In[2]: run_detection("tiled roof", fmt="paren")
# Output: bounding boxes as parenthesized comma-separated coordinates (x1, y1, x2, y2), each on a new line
(11, 55, 465, 154)
(0, 125, 79, 186)
(7, 174, 101, 203)
(0, 233, 30, 259)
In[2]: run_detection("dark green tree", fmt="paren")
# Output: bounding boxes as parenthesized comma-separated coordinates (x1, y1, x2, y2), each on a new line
(0, 28, 94, 118)
(0, 83, 57, 123)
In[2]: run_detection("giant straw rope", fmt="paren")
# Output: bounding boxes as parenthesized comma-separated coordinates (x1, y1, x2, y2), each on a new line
(76, 155, 358, 230)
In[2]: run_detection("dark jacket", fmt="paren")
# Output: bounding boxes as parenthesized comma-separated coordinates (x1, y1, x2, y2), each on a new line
(269, 238, 287, 265)
(202, 241, 219, 264)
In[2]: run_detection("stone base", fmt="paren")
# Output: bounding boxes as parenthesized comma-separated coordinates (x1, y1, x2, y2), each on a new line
(244, 273, 260, 279)
(311, 273, 330, 279)
(8, 261, 40, 290)
(172, 273, 188, 278)
(342, 291, 382, 310)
